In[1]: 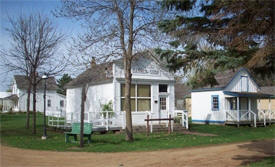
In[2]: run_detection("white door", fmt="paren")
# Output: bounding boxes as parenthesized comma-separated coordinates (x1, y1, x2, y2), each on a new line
(159, 96, 167, 119)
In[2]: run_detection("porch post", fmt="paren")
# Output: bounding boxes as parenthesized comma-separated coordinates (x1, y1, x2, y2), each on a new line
(237, 97, 240, 127)
(268, 98, 271, 111)
(248, 98, 251, 121)
(268, 98, 271, 124)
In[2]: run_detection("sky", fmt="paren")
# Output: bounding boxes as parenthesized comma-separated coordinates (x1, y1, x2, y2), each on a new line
(0, 0, 84, 91)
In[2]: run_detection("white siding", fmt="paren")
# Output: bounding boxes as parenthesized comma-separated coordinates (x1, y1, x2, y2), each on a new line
(225, 70, 259, 92)
(66, 83, 114, 121)
(66, 57, 176, 126)
(191, 91, 226, 123)
(66, 87, 82, 121)
(16, 90, 65, 113)
(114, 57, 174, 81)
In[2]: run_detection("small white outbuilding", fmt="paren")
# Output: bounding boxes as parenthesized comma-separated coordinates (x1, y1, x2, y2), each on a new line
(191, 68, 273, 125)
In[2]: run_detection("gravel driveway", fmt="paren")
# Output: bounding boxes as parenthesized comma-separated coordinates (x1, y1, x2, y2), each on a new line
(1, 139, 274, 167)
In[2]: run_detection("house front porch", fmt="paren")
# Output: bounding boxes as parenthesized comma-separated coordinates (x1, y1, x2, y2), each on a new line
(224, 91, 274, 127)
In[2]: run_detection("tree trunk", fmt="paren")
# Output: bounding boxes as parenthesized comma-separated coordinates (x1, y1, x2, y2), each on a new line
(124, 0, 135, 142)
(32, 74, 37, 134)
(124, 57, 133, 141)
(80, 84, 86, 147)
(26, 79, 31, 129)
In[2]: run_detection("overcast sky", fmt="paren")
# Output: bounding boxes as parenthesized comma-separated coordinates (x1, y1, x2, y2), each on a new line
(0, 0, 84, 91)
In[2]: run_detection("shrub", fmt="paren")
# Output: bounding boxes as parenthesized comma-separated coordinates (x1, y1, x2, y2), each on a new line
(101, 101, 114, 118)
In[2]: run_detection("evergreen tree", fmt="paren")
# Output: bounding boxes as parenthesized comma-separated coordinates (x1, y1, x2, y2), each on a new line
(57, 74, 73, 95)
(157, 0, 274, 87)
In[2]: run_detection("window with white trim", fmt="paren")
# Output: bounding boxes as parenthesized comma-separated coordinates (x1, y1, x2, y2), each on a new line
(211, 95, 219, 111)
(121, 84, 151, 112)
(47, 99, 51, 107)
(60, 100, 64, 108)
(241, 76, 248, 92)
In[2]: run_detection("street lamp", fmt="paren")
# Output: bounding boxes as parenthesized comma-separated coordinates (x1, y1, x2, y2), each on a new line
(41, 74, 48, 140)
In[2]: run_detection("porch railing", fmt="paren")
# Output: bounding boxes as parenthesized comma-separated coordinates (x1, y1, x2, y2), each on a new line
(68, 110, 189, 131)
(174, 110, 189, 129)
(47, 109, 66, 128)
(70, 111, 124, 130)
(258, 110, 274, 126)
(225, 110, 257, 127)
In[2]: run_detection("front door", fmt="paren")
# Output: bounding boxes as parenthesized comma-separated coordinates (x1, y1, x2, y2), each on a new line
(159, 96, 167, 119)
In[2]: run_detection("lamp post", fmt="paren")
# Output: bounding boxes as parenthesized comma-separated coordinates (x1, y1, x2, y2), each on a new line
(42, 74, 48, 140)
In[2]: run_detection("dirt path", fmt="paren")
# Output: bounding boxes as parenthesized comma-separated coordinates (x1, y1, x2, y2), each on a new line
(1, 139, 274, 167)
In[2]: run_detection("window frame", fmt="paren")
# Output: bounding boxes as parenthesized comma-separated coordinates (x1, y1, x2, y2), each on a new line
(241, 76, 248, 92)
(47, 99, 51, 107)
(60, 100, 64, 108)
(121, 83, 151, 112)
(211, 95, 219, 111)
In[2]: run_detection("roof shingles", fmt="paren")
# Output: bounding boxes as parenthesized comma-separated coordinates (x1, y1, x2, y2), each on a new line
(14, 75, 58, 90)
(65, 62, 113, 88)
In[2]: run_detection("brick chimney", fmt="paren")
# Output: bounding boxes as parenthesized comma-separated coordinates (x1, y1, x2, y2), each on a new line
(90, 57, 96, 67)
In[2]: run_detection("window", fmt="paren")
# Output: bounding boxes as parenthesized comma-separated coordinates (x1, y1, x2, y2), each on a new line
(60, 100, 64, 108)
(211, 95, 219, 111)
(121, 84, 151, 112)
(47, 99, 51, 107)
(159, 84, 168, 92)
(241, 76, 248, 92)
(160, 97, 167, 110)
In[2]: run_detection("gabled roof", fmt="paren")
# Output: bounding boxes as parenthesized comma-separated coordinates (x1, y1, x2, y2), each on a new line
(223, 91, 273, 98)
(192, 68, 259, 92)
(260, 86, 275, 96)
(0, 92, 12, 99)
(66, 50, 171, 89)
(65, 62, 113, 88)
(14, 75, 58, 90)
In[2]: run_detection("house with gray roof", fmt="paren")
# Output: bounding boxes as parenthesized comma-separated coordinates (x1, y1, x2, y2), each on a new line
(11, 75, 66, 114)
(191, 68, 274, 126)
(65, 52, 189, 129)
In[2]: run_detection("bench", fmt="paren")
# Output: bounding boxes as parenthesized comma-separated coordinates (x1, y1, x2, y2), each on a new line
(65, 123, 92, 143)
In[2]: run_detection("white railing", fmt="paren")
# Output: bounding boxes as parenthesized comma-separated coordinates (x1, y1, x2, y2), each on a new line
(69, 110, 189, 131)
(145, 111, 153, 132)
(70, 111, 124, 130)
(47, 109, 66, 128)
(258, 110, 274, 126)
(225, 110, 257, 127)
(174, 110, 189, 129)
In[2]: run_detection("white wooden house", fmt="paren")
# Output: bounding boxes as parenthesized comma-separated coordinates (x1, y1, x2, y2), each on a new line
(191, 68, 274, 126)
(0, 92, 15, 112)
(65, 52, 188, 130)
(11, 75, 66, 115)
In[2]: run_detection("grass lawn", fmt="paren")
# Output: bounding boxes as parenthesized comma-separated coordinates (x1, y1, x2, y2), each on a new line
(0, 112, 274, 152)
(243, 156, 275, 167)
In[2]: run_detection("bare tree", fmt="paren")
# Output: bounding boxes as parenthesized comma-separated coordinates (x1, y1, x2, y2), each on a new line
(1, 14, 65, 134)
(80, 84, 89, 147)
(57, 0, 164, 142)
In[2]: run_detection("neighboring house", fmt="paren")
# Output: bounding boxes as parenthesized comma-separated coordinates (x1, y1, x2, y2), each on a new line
(258, 86, 275, 111)
(66, 52, 176, 126)
(12, 75, 66, 114)
(0, 92, 15, 112)
(175, 83, 191, 116)
(191, 68, 273, 125)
